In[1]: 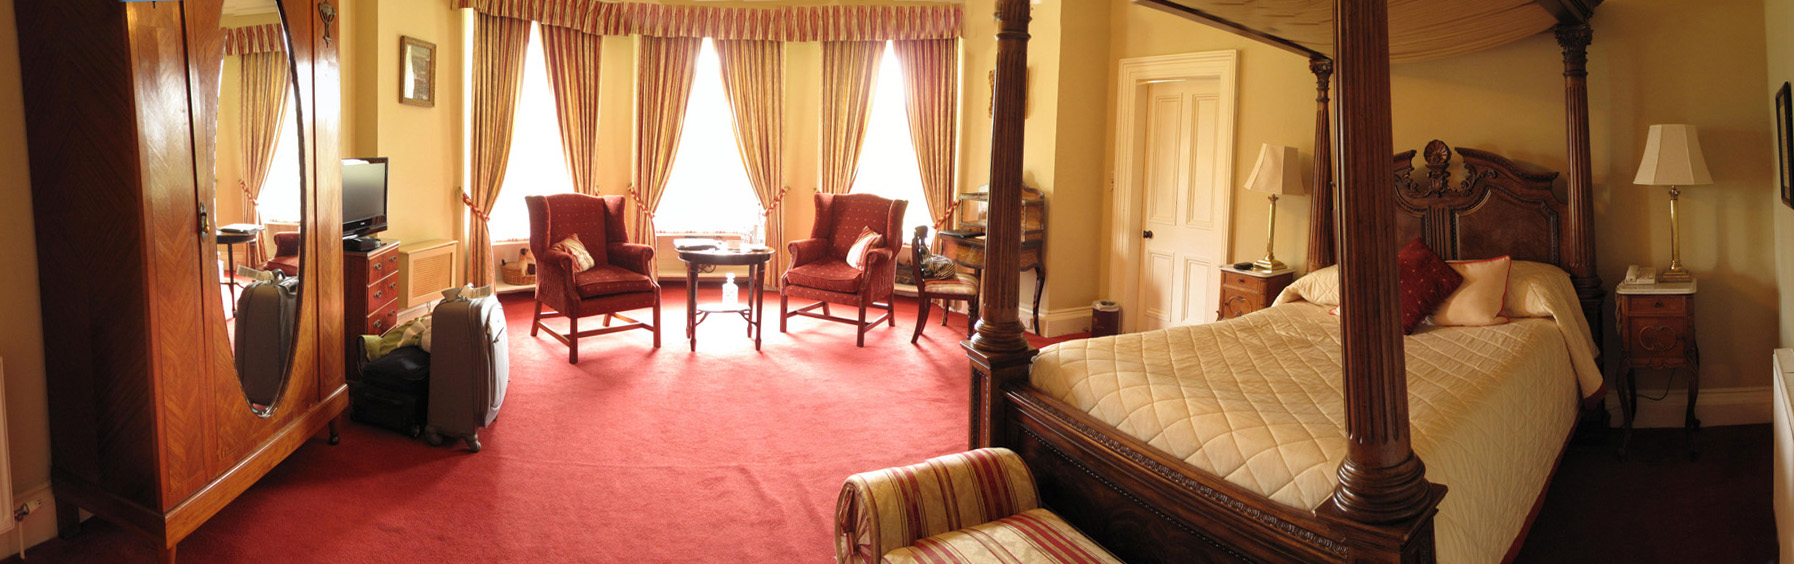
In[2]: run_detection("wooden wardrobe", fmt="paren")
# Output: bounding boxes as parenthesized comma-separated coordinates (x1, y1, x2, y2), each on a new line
(15, 0, 346, 561)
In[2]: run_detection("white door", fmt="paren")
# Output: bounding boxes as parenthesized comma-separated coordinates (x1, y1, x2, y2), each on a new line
(1135, 79, 1229, 331)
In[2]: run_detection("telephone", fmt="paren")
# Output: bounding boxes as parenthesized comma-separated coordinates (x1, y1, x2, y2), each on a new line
(1624, 265, 1657, 285)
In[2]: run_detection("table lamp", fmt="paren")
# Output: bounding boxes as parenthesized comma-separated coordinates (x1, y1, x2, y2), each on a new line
(1632, 124, 1712, 283)
(1244, 144, 1306, 273)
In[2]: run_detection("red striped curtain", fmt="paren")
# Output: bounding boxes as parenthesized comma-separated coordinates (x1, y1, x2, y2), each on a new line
(818, 41, 883, 195)
(223, 24, 286, 56)
(893, 39, 960, 230)
(540, 25, 603, 196)
(454, 1, 960, 41)
(464, 14, 533, 288)
(629, 35, 703, 243)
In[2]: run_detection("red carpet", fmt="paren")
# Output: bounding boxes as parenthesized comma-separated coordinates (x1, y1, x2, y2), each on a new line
(17, 285, 1075, 563)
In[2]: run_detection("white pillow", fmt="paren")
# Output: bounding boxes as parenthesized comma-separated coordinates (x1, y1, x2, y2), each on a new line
(1429, 256, 1511, 326)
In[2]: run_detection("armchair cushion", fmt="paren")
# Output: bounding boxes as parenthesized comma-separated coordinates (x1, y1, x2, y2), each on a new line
(835, 448, 1040, 564)
(790, 238, 830, 267)
(827, 195, 903, 259)
(574, 264, 655, 298)
(920, 273, 979, 296)
(879, 509, 1125, 564)
(784, 259, 865, 294)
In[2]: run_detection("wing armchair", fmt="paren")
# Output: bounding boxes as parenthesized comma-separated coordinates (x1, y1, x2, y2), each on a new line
(261, 231, 300, 276)
(780, 193, 906, 347)
(525, 194, 660, 363)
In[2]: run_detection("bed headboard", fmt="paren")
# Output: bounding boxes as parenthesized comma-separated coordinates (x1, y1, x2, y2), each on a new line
(1392, 140, 1568, 269)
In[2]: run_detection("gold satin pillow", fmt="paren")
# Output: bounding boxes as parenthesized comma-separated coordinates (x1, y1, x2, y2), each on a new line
(551, 234, 597, 272)
(1430, 256, 1512, 327)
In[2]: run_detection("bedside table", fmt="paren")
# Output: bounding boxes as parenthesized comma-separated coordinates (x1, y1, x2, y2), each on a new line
(1218, 266, 1294, 320)
(1615, 280, 1700, 457)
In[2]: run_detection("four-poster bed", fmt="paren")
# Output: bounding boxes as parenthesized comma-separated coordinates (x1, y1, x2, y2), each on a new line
(964, 0, 1605, 562)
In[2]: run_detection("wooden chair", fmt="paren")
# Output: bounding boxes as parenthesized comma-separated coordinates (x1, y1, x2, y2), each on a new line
(908, 225, 978, 343)
(525, 194, 660, 363)
(779, 193, 906, 347)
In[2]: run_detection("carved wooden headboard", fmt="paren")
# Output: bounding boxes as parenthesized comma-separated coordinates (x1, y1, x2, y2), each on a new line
(1392, 140, 1568, 269)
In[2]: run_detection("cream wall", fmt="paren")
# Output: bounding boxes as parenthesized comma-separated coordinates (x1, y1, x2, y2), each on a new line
(0, 0, 58, 554)
(1098, 1, 1782, 390)
(1769, 0, 1794, 350)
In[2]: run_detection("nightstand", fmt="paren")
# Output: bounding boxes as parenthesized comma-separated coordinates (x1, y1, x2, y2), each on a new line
(1615, 280, 1700, 457)
(1218, 266, 1294, 320)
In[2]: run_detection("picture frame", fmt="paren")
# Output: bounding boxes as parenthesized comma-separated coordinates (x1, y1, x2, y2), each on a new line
(400, 36, 436, 108)
(1777, 82, 1792, 209)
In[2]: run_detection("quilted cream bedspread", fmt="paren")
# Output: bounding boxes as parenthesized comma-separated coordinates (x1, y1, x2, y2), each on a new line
(1029, 262, 1601, 563)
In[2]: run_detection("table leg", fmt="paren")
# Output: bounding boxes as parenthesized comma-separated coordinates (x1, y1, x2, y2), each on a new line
(1687, 347, 1702, 459)
(226, 243, 238, 307)
(754, 263, 765, 351)
(687, 263, 698, 352)
(1618, 367, 1637, 458)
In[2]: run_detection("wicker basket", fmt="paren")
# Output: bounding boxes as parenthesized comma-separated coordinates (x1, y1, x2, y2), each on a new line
(500, 261, 536, 286)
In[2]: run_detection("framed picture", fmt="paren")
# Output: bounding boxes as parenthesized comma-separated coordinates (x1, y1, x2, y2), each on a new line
(400, 36, 436, 108)
(1778, 82, 1793, 209)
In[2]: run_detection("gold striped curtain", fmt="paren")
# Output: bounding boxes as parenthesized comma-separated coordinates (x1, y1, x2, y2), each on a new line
(541, 25, 603, 196)
(818, 40, 883, 195)
(237, 51, 291, 267)
(629, 35, 703, 242)
(893, 39, 959, 230)
(464, 14, 532, 287)
(715, 39, 785, 287)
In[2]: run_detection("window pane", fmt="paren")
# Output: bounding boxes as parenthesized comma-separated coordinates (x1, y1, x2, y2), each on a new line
(488, 23, 576, 242)
(655, 38, 763, 236)
(850, 42, 932, 244)
(258, 99, 301, 223)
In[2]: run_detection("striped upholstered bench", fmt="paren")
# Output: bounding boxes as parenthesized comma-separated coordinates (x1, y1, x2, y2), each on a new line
(834, 448, 1125, 564)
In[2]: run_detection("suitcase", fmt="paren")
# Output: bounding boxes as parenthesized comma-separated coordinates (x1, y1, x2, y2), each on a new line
(234, 271, 299, 407)
(424, 286, 508, 452)
(349, 346, 431, 437)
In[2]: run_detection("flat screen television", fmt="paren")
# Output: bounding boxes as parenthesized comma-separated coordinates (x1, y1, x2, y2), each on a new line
(342, 158, 389, 237)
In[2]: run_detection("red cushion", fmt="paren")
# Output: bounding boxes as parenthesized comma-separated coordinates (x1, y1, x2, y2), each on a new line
(1396, 238, 1464, 334)
(262, 256, 299, 277)
(574, 264, 656, 298)
(783, 259, 865, 293)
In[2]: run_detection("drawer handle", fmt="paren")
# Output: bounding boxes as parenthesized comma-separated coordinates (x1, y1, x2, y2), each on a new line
(1653, 300, 1664, 308)
(373, 262, 384, 272)
(374, 290, 383, 299)
(389, 255, 400, 263)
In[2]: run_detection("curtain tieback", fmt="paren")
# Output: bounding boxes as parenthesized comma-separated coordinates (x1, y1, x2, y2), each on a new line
(625, 185, 657, 219)
(760, 186, 791, 216)
(931, 200, 960, 229)
(461, 192, 492, 222)
(239, 180, 260, 207)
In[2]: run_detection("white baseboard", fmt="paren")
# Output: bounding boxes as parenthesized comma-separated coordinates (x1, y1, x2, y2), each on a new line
(1605, 385, 1773, 428)
(1021, 306, 1092, 338)
(5, 481, 61, 558)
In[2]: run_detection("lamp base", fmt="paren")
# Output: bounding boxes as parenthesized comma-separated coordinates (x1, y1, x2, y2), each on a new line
(1658, 267, 1693, 283)
(1253, 257, 1287, 273)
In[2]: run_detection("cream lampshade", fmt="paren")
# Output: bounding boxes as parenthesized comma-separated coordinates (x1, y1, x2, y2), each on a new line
(1632, 124, 1713, 283)
(1244, 144, 1306, 273)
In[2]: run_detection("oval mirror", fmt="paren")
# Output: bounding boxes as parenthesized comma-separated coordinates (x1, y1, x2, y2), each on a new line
(213, 0, 304, 417)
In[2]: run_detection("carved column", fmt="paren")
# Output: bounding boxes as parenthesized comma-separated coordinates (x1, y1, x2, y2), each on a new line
(1306, 56, 1336, 273)
(1317, 1, 1443, 560)
(1556, 23, 1604, 353)
(967, 0, 1039, 449)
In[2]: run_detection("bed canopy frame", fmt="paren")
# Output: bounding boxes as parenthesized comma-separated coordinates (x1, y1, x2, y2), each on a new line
(965, 0, 1603, 562)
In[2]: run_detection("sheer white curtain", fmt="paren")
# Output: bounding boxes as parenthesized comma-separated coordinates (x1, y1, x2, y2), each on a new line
(488, 23, 576, 242)
(655, 38, 762, 235)
(850, 42, 931, 241)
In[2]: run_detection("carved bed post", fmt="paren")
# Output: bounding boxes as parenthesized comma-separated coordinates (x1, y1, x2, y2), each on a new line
(1306, 56, 1336, 273)
(967, 0, 1039, 450)
(1316, 0, 1445, 561)
(1555, 23, 1603, 354)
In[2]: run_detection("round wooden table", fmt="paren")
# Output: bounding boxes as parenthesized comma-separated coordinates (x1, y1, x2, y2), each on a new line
(677, 247, 775, 351)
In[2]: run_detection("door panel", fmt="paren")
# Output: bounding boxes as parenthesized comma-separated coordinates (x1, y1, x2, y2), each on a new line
(1137, 79, 1226, 331)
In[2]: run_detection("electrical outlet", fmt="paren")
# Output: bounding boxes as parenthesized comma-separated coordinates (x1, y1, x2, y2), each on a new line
(13, 499, 43, 522)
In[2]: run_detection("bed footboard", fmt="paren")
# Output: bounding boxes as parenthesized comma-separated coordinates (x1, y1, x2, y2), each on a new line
(1003, 386, 1445, 564)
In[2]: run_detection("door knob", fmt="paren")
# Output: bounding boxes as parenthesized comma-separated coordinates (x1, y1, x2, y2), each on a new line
(1143, 230, 1154, 239)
